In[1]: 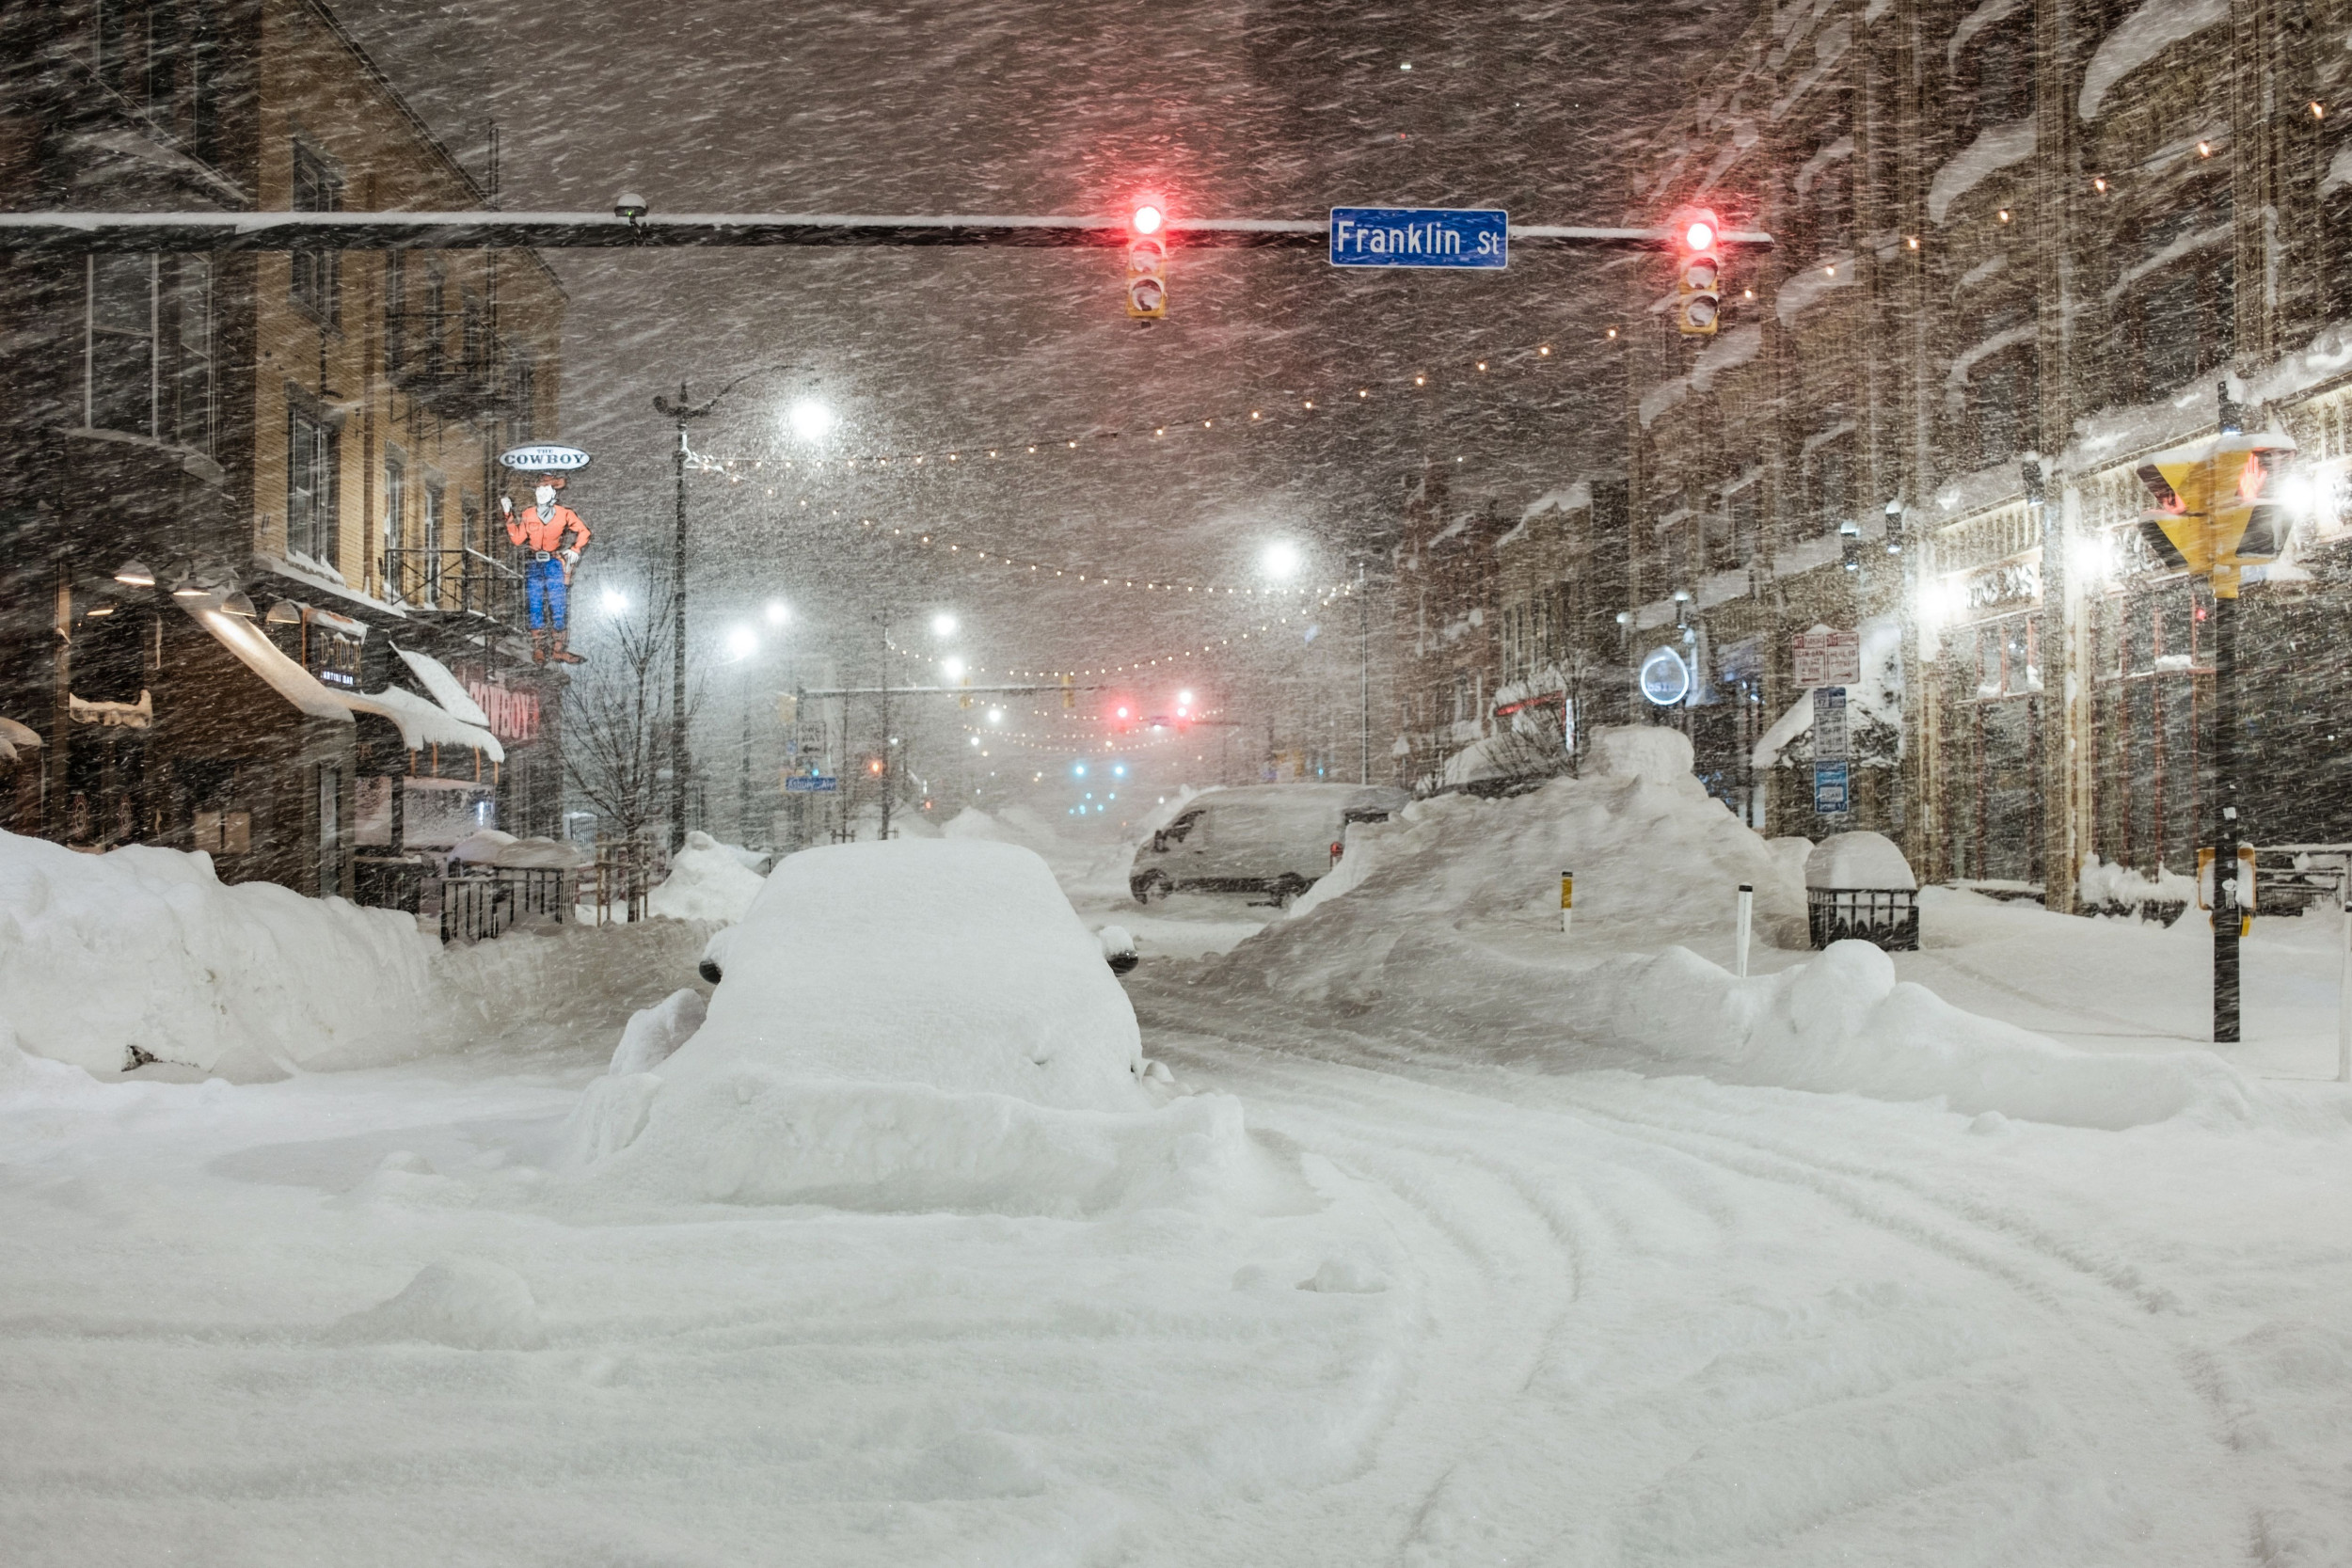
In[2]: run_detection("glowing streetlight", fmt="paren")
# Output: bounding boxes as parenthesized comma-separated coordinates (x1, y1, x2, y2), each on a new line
(1263, 541, 1304, 580)
(1177, 689, 1194, 705)
(765, 598, 790, 626)
(931, 611, 959, 637)
(986, 706, 1004, 724)
(725, 626, 758, 661)
(600, 587, 628, 614)
(785, 400, 834, 441)
(942, 656, 967, 680)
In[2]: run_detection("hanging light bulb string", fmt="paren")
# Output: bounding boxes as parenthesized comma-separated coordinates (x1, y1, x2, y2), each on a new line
(844, 515, 1355, 599)
(882, 590, 1345, 682)
(688, 337, 1576, 479)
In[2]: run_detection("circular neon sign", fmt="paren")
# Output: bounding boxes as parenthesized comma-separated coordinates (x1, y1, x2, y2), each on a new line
(1639, 645, 1692, 706)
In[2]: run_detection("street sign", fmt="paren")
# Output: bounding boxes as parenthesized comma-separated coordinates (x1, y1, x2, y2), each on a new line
(1812, 686, 1850, 761)
(1792, 625, 1860, 687)
(1813, 760, 1850, 816)
(784, 774, 839, 794)
(498, 443, 591, 472)
(1329, 207, 1508, 269)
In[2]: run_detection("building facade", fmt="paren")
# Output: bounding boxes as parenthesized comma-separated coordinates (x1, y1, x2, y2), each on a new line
(1615, 0, 2352, 910)
(0, 0, 567, 897)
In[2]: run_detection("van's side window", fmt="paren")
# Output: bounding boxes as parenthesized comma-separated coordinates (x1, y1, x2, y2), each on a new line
(1164, 811, 1203, 844)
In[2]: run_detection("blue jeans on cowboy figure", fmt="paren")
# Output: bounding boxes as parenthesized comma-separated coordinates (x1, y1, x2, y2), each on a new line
(525, 556, 568, 630)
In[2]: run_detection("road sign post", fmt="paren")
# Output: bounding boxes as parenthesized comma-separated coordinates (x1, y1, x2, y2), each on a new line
(2132, 406, 2297, 1043)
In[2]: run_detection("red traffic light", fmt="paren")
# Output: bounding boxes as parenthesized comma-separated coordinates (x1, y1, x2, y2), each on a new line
(1684, 218, 1716, 252)
(1132, 203, 1164, 235)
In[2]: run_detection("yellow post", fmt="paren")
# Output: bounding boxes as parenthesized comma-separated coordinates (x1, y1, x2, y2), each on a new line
(1560, 870, 1574, 935)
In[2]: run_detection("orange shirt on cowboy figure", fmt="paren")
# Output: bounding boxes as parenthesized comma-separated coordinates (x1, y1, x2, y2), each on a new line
(503, 475, 593, 664)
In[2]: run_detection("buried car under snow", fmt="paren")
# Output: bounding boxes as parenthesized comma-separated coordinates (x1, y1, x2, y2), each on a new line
(690, 839, 1151, 1107)
(1128, 784, 1409, 907)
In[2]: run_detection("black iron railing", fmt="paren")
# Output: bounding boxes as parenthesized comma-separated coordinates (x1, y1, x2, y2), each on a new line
(1806, 887, 1920, 951)
(382, 545, 525, 627)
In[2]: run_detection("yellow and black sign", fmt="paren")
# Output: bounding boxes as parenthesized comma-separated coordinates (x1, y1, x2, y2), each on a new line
(2133, 433, 2297, 597)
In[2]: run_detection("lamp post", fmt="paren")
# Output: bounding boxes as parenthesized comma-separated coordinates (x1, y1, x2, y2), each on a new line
(650, 363, 809, 852)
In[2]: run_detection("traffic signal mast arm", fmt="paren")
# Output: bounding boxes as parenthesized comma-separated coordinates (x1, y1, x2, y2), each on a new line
(0, 210, 1773, 253)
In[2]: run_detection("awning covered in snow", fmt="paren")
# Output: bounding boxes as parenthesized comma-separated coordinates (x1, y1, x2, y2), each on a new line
(393, 646, 490, 727)
(337, 686, 505, 763)
(183, 603, 355, 722)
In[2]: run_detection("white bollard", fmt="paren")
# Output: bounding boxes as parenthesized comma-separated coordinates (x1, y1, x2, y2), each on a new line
(1561, 870, 1573, 936)
(1736, 884, 1754, 978)
(2339, 900, 2351, 1084)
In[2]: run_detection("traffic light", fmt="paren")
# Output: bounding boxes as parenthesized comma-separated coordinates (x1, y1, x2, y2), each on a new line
(958, 675, 973, 711)
(1108, 697, 1136, 734)
(2134, 432, 2299, 596)
(1126, 204, 1168, 320)
(1061, 673, 1075, 710)
(1676, 213, 1723, 336)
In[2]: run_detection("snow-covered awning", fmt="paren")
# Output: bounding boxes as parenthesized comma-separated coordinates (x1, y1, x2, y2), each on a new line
(394, 646, 490, 727)
(338, 686, 505, 763)
(183, 603, 355, 723)
(0, 715, 41, 762)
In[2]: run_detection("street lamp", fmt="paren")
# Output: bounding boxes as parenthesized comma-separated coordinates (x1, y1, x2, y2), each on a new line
(1262, 541, 1303, 580)
(765, 598, 790, 627)
(652, 362, 812, 851)
(931, 611, 958, 638)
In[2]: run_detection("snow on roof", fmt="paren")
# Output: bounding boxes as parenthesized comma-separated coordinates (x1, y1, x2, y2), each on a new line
(1639, 324, 1765, 427)
(1928, 119, 2036, 224)
(2078, 0, 2227, 120)
(1947, 0, 2026, 64)
(0, 717, 40, 750)
(2325, 141, 2352, 198)
(183, 603, 355, 723)
(395, 647, 490, 726)
(339, 686, 505, 763)
(1793, 134, 1853, 195)
(1805, 832, 1917, 890)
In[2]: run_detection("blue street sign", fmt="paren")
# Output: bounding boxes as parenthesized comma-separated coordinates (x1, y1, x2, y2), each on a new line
(1813, 761, 1850, 816)
(785, 775, 839, 794)
(1329, 207, 1508, 269)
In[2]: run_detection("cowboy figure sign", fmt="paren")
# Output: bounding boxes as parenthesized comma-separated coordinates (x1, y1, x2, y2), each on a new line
(498, 444, 594, 664)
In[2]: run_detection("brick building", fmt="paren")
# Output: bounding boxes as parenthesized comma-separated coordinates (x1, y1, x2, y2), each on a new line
(0, 0, 567, 896)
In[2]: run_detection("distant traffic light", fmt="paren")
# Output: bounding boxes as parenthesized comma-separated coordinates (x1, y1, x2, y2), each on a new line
(1061, 673, 1075, 710)
(1127, 205, 1168, 320)
(1676, 211, 1723, 337)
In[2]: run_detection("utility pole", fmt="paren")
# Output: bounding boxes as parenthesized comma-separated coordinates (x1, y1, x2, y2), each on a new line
(651, 362, 809, 854)
(1358, 560, 1371, 784)
(877, 613, 894, 842)
(652, 382, 706, 854)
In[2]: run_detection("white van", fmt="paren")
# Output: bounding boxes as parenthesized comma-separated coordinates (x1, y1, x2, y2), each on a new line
(1128, 784, 1409, 907)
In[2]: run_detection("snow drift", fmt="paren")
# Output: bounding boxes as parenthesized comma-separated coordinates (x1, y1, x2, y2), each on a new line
(566, 839, 1262, 1215)
(0, 829, 441, 1076)
(1209, 727, 2280, 1131)
(645, 830, 767, 922)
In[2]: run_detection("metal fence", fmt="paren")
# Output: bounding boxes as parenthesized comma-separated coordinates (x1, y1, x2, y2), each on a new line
(357, 855, 576, 944)
(1806, 887, 1920, 952)
(381, 545, 526, 626)
(588, 836, 661, 925)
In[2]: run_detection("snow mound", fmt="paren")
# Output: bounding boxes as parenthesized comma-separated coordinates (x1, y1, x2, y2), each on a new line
(1578, 941, 2259, 1130)
(574, 1071, 1255, 1216)
(1590, 722, 1698, 784)
(1806, 832, 1916, 890)
(0, 829, 440, 1075)
(329, 1261, 547, 1351)
(669, 839, 1147, 1111)
(561, 840, 1269, 1215)
(941, 806, 1007, 840)
(646, 831, 767, 923)
(608, 988, 707, 1075)
(1257, 733, 1809, 984)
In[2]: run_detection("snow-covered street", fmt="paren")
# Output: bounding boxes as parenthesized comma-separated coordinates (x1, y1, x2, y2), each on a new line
(8, 744, 2352, 1565)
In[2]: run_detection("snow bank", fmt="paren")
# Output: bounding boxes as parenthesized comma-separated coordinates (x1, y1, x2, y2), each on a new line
(0, 829, 440, 1076)
(1576, 942, 2260, 1130)
(608, 988, 707, 1075)
(646, 831, 767, 922)
(1269, 725, 1807, 962)
(329, 1260, 548, 1351)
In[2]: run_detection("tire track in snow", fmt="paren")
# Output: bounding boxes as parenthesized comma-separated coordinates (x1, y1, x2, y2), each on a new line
(1136, 985, 2251, 1564)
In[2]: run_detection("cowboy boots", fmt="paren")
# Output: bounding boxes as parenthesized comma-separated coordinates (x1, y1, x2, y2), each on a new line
(551, 629, 585, 665)
(531, 630, 548, 665)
